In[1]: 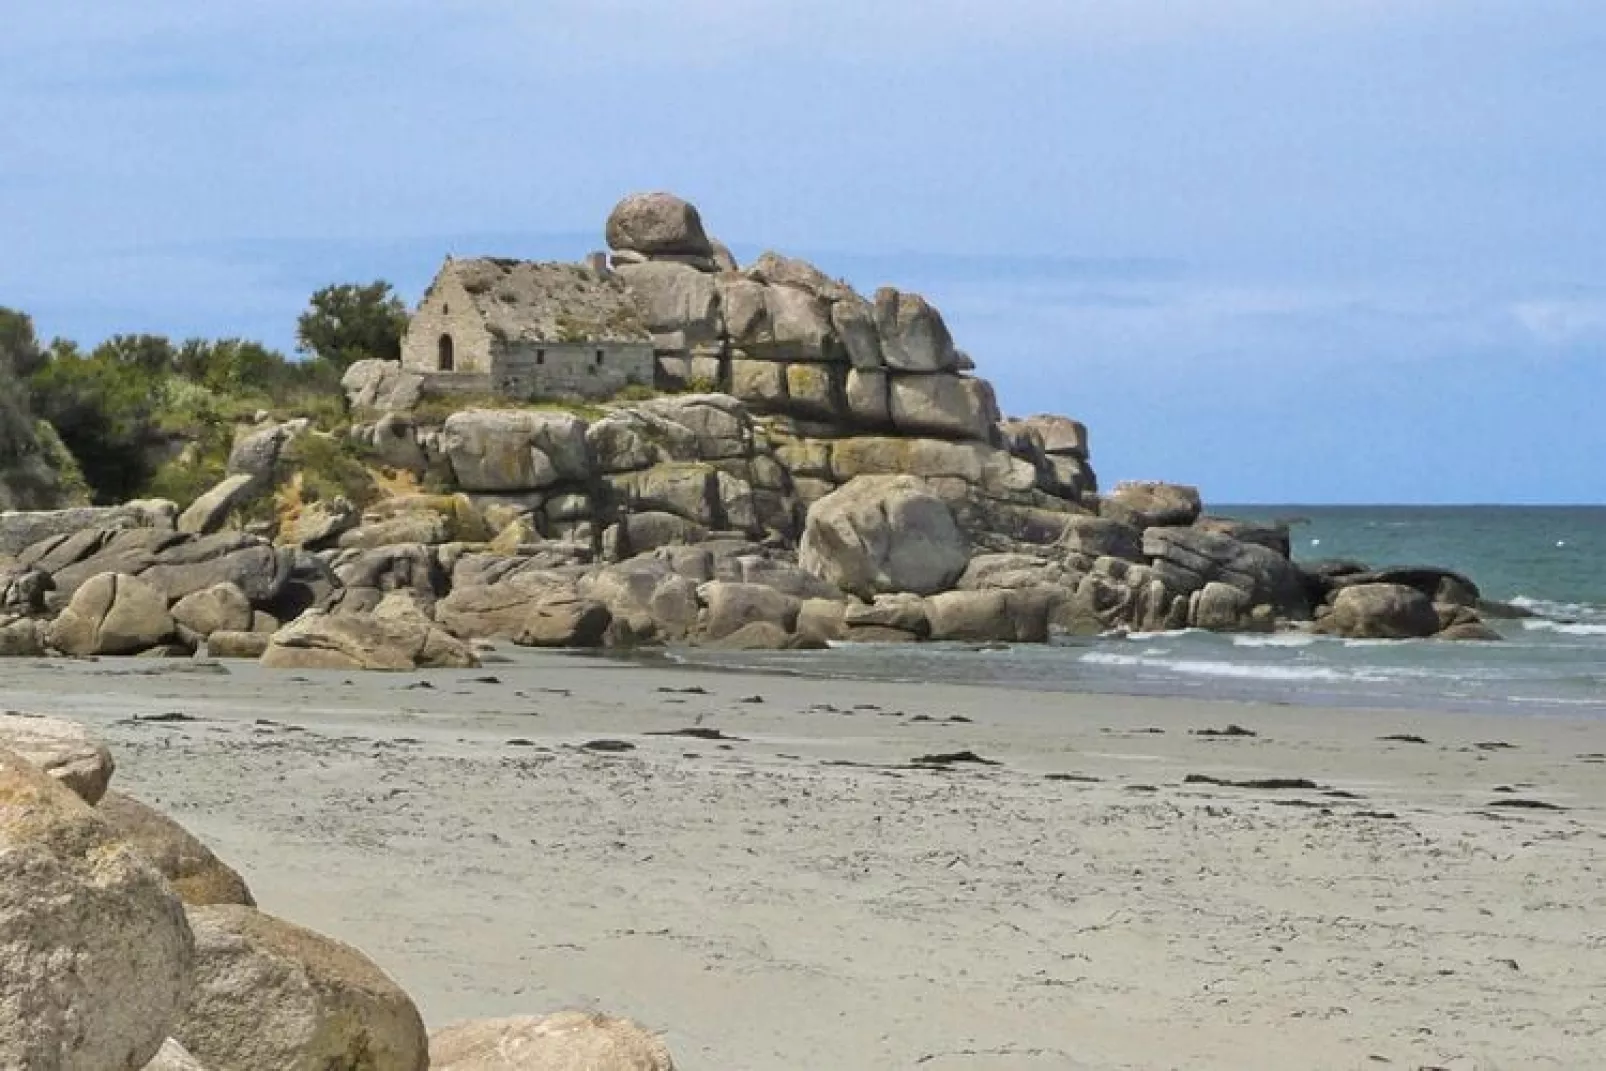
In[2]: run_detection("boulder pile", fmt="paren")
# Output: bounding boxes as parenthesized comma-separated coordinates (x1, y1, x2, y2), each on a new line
(0, 191, 1498, 654)
(0, 715, 677, 1070)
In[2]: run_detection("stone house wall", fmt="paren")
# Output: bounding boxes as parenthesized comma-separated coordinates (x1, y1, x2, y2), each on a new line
(401, 272, 496, 374)
(493, 342, 655, 400)
(415, 372, 495, 399)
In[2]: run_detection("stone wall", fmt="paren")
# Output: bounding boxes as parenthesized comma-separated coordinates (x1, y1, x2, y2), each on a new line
(416, 373, 495, 399)
(494, 342, 654, 401)
(400, 270, 497, 375)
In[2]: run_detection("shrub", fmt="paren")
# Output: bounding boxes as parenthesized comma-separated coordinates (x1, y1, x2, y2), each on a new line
(613, 383, 657, 402)
(295, 281, 409, 371)
(279, 433, 379, 509)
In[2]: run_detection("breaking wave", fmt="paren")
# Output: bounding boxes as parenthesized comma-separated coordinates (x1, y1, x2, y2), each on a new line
(1510, 595, 1606, 623)
(1521, 619, 1606, 637)
(1078, 650, 1381, 683)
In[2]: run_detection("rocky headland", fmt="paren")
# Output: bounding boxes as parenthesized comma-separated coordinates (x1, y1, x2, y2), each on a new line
(0, 192, 1500, 669)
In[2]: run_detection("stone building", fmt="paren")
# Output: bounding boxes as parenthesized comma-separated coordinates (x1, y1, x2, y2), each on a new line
(400, 257, 655, 401)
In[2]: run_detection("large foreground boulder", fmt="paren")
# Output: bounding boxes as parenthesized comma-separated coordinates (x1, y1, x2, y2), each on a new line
(1315, 583, 1440, 639)
(97, 792, 255, 907)
(47, 571, 176, 656)
(0, 711, 115, 803)
(430, 1011, 675, 1071)
(176, 904, 428, 1071)
(799, 476, 969, 599)
(261, 611, 479, 671)
(0, 747, 195, 1071)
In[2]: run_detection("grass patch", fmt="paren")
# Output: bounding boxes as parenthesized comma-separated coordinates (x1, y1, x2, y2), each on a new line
(278, 432, 380, 509)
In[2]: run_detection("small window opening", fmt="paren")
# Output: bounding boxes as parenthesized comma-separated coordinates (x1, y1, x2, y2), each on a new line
(437, 333, 455, 372)
(442, 302, 449, 315)
(594, 349, 605, 366)
(536, 349, 546, 365)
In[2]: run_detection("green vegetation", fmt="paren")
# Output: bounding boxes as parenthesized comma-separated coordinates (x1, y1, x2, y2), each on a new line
(31, 421, 91, 504)
(296, 281, 408, 371)
(25, 333, 346, 505)
(613, 382, 657, 402)
(0, 308, 46, 380)
(4, 278, 406, 506)
(146, 444, 227, 510)
(280, 433, 380, 510)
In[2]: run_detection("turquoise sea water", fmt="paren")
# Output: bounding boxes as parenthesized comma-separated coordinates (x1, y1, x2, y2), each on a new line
(677, 506, 1606, 717)
(1228, 505, 1606, 610)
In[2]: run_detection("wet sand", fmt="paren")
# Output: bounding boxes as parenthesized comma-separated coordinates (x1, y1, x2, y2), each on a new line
(5, 650, 1603, 1069)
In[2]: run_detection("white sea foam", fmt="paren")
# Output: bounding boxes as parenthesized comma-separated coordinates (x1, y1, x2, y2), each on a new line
(1510, 595, 1606, 622)
(1079, 650, 1379, 683)
(1124, 629, 1201, 641)
(1231, 633, 1320, 648)
(1521, 619, 1606, 637)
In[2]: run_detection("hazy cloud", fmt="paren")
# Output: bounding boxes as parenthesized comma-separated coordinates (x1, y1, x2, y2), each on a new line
(1510, 298, 1606, 348)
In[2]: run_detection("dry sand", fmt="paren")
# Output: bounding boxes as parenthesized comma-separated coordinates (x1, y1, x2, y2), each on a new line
(4, 649, 1603, 1069)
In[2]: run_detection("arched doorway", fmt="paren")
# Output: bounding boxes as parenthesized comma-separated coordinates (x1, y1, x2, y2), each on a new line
(437, 333, 455, 372)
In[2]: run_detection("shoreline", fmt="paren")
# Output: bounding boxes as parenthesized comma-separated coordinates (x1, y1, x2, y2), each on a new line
(5, 650, 1604, 1069)
(660, 632, 1606, 723)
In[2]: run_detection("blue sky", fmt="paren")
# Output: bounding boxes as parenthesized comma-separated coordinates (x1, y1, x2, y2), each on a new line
(2, 1, 1602, 503)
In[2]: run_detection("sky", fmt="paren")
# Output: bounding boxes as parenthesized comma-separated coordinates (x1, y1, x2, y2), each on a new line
(2, 0, 1602, 503)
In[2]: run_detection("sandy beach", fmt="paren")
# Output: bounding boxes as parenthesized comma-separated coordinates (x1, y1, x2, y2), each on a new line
(6, 650, 1602, 1070)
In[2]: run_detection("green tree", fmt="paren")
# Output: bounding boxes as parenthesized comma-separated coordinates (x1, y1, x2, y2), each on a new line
(295, 281, 408, 371)
(173, 337, 294, 395)
(0, 307, 46, 379)
(27, 338, 161, 503)
(92, 334, 179, 376)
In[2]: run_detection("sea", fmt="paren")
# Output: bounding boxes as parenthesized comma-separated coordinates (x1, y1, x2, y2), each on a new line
(676, 506, 1606, 717)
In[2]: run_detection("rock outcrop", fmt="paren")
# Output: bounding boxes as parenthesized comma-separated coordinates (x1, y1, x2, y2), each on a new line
(171, 582, 254, 639)
(261, 609, 479, 671)
(0, 190, 1502, 659)
(607, 191, 714, 260)
(1100, 481, 1202, 529)
(1314, 583, 1440, 640)
(47, 571, 176, 656)
(0, 747, 195, 1071)
(800, 476, 969, 599)
(0, 500, 176, 557)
